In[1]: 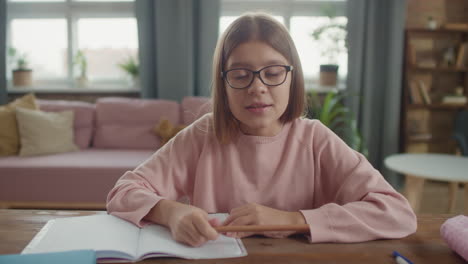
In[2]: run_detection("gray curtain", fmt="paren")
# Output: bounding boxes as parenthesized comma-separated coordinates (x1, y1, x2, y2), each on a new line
(346, 0, 408, 188)
(0, 0, 7, 104)
(136, 0, 220, 101)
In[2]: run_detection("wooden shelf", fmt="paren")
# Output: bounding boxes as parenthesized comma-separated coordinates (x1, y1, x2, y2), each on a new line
(407, 134, 432, 142)
(407, 28, 468, 34)
(402, 25, 468, 154)
(407, 104, 468, 110)
(406, 136, 455, 144)
(408, 66, 468, 72)
(406, 133, 455, 144)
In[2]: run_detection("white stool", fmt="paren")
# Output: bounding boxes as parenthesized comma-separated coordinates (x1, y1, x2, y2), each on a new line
(385, 153, 468, 213)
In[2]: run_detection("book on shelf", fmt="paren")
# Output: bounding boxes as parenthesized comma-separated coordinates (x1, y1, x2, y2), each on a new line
(442, 95, 467, 105)
(444, 23, 468, 31)
(406, 109, 430, 135)
(22, 214, 247, 263)
(417, 59, 437, 68)
(417, 80, 432, 104)
(408, 133, 432, 141)
(406, 142, 430, 153)
(408, 80, 423, 104)
(407, 43, 417, 66)
(456, 42, 468, 68)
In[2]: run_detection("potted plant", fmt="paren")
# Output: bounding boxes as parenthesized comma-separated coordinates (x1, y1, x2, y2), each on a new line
(8, 47, 33, 87)
(73, 50, 88, 87)
(311, 9, 347, 87)
(118, 56, 139, 88)
(306, 90, 368, 156)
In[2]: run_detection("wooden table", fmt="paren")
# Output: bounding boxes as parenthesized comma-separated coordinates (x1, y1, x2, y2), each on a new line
(385, 153, 468, 213)
(0, 209, 465, 263)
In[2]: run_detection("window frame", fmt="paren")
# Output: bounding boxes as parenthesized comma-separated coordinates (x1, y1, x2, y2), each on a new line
(221, 0, 346, 28)
(220, 0, 347, 91)
(6, 0, 136, 91)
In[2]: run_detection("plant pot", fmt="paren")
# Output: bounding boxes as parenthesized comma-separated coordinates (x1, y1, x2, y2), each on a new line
(319, 64, 339, 86)
(131, 76, 140, 89)
(12, 69, 33, 87)
(76, 75, 88, 88)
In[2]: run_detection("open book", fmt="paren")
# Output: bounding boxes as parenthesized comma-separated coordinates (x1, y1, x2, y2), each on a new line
(22, 214, 247, 262)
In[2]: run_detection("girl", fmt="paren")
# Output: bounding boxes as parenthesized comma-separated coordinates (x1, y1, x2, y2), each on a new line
(107, 13, 416, 247)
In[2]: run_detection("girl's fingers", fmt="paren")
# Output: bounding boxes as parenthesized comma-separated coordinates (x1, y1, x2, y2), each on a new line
(168, 205, 223, 247)
(223, 207, 250, 225)
(179, 224, 200, 244)
(182, 228, 206, 247)
(227, 231, 254, 238)
(227, 214, 254, 227)
(264, 231, 291, 238)
(223, 215, 257, 238)
(193, 216, 219, 241)
(208, 217, 221, 227)
(229, 205, 249, 215)
(177, 218, 208, 246)
(236, 232, 254, 238)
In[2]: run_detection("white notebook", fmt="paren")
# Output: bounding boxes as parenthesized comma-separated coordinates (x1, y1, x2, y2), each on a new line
(22, 214, 247, 262)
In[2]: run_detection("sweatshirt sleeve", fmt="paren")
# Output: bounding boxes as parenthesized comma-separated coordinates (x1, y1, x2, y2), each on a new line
(106, 115, 210, 227)
(299, 121, 417, 243)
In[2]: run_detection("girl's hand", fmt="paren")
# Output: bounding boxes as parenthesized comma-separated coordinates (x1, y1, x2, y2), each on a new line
(222, 203, 306, 239)
(147, 200, 220, 247)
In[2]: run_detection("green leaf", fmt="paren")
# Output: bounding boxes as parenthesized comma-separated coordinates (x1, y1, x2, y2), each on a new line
(306, 90, 368, 157)
(328, 106, 348, 122)
(118, 56, 139, 77)
(319, 92, 337, 125)
(329, 116, 348, 130)
(73, 50, 87, 77)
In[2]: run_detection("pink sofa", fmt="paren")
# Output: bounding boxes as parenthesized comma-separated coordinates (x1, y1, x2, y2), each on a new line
(0, 96, 211, 209)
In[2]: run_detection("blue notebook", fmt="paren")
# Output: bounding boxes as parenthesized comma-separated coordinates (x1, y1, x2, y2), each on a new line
(0, 250, 96, 264)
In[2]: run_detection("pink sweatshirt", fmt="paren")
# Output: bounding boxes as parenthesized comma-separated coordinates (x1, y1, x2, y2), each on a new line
(107, 114, 417, 243)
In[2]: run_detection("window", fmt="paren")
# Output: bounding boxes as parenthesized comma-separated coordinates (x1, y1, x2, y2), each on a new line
(77, 18, 138, 82)
(290, 16, 348, 82)
(220, 0, 347, 90)
(6, 0, 138, 90)
(10, 19, 67, 79)
(219, 16, 284, 36)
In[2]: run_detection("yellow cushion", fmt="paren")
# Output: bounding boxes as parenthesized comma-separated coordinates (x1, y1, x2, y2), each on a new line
(153, 119, 186, 145)
(0, 94, 38, 156)
(16, 107, 79, 156)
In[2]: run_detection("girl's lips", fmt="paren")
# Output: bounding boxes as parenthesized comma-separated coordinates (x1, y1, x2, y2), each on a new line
(245, 104, 272, 113)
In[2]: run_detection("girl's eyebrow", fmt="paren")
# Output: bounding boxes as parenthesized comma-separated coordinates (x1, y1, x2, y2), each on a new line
(228, 60, 287, 69)
(229, 62, 251, 68)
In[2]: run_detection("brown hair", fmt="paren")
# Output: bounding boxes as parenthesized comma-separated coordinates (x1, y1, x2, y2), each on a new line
(211, 12, 305, 144)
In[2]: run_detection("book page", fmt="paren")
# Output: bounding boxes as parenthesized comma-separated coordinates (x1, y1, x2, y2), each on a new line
(22, 214, 140, 261)
(136, 214, 247, 260)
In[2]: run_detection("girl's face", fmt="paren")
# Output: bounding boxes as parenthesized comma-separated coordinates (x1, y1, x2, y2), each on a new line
(224, 41, 291, 137)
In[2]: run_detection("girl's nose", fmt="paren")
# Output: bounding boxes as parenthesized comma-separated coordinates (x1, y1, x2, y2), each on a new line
(247, 75, 267, 94)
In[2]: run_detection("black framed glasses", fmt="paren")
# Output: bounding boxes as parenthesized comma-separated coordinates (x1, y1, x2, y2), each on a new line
(221, 65, 293, 89)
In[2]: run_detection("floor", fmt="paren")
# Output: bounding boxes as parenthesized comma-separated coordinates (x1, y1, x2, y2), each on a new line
(407, 180, 466, 214)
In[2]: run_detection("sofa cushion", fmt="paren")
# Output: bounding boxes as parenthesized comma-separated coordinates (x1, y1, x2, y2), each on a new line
(38, 99, 95, 149)
(0, 149, 154, 204)
(153, 119, 186, 145)
(0, 93, 38, 156)
(181, 96, 212, 126)
(93, 97, 180, 149)
(16, 108, 79, 156)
